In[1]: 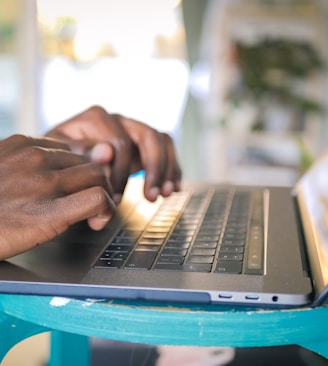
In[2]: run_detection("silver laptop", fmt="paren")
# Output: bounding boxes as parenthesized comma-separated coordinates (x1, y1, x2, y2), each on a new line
(1, 151, 328, 308)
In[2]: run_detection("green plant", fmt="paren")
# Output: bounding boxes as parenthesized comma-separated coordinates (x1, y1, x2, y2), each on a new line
(227, 38, 325, 130)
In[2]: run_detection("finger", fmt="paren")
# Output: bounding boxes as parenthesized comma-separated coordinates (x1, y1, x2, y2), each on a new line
(53, 138, 116, 165)
(49, 111, 133, 202)
(134, 130, 168, 201)
(87, 215, 112, 231)
(55, 137, 129, 205)
(121, 117, 167, 201)
(98, 115, 133, 202)
(24, 146, 91, 171)
(2, 134, 71, 154)
(89, 143, 115, 164)
(144, 134, 168, 201)
(56, 139, 116, 169)
(28, 136, 71, 151)
(56, 163, 113, 197)
(160, 133, 182, 196)
(83, 136, 131, 203)
(54, 186, 116, 231)
(88, 144, 115, 183)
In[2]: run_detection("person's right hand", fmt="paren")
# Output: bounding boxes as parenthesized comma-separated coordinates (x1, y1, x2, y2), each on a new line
(46, 106, 182, 204)
(0, 134, 116, 260)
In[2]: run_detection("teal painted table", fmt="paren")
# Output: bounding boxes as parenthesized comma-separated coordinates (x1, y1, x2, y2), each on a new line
(0, 294, 327, 365)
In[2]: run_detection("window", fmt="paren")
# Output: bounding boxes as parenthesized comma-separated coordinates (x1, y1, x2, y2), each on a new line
(37, 0, 189, 138)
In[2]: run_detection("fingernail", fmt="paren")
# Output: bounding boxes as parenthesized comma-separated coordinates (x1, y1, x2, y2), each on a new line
(90, 143, 111, 163)
(162, 181, 174, 196)
(113, 194, 122, 204)
(149, 186, 160, 201)
(95, 213, 112, 221)
(175, 180, 182, 192)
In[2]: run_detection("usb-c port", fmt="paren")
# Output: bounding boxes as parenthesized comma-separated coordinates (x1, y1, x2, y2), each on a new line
(218, 294, 233, 299)
(245, 295, 260, 301)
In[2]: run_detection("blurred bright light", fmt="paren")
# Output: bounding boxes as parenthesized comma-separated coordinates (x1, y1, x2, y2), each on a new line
(37, 0, 182, 60)
(37, 0, 188, 136)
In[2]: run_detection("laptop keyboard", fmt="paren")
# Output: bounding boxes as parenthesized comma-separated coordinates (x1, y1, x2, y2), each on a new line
(94, 188, 264, 275)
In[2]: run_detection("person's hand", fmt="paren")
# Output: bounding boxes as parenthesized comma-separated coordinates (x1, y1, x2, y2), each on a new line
(46, 106, 182, 204)
(0, 134, 115, 260)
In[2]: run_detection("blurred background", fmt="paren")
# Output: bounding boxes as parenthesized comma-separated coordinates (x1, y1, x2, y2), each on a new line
(1, 0, 328, 186)
(2, 1, 328, 365)
(0, 0, 188, 139)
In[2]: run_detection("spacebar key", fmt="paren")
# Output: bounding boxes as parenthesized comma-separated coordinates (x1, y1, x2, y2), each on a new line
(124, 251, 157, 269)
(154, 263, 211, 272)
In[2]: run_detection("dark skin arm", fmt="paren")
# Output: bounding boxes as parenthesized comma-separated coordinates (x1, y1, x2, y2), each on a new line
(0, 134, 115, 260)
(46, 106, 182, 204)
(0, 107, 181, 260)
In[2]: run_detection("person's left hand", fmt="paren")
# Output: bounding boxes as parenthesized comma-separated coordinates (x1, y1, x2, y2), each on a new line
(0, 134, 116, 259)
(46, 106, 182, 204)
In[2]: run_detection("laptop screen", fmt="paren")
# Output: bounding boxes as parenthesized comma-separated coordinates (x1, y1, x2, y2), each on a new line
(296, 151, 328, 302)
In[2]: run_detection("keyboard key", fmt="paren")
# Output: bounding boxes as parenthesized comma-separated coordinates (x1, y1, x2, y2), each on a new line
(151, 221, 175, 228)
(187, 256, 214, 264)
(166, 239, 193, 246)
(224, 227, 246, 234)
(218, 253, 243, 261)
(194, 235, 220, 242)
(165, 242, 190, 249)
(220, 246, 244, 254)
(171, 229, 195, 236)
(161, 248, 188, 256)
(223, 233, 246, 240)
(124, 251, 157, 269)
(111, 237, 137, 244)
(193, 241, 217, 249)
(135, 244, 161, 252)
(101, 251, 129, 260)
(174, 223, 198, 230)
(142, 232, 168, 239)
(221, 240, 245, 246)
(169, 235, 193, 242)
(215, 260, 243, 274)
(157, 256, 184, 265)
(138, 238, 165, 245)
(117, 230, 141, 238)
(94, 259, 124, 268)
(154, 263, 211, 272)
(147, 226, 171, 233)
(190, 248, 216, 256)
(107, 244, 132, 252)
(198, 226, 222, 234)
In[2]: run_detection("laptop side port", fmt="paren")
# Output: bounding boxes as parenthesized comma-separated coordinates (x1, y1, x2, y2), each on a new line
(245, 295, 260, 301)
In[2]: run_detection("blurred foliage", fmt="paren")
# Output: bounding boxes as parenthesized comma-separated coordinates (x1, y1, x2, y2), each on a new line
(0, 23, 16, 53)
(228, 39, 326, 130)
(296, 135, 314, 172)
(0, 0, 19, 53)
